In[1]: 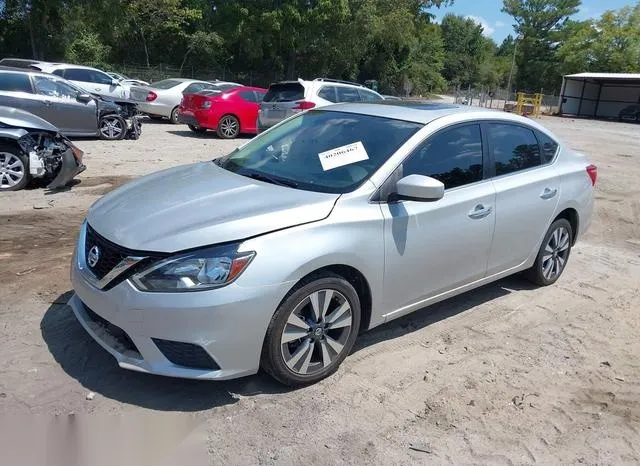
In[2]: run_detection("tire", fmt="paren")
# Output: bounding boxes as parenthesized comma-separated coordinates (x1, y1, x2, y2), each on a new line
(170, 107, 181, 124)
(525, 218, 573, 286)
(216, 115, 240, 139)
(0, 143, 29, 191)
(261, 272, 361, 387)
(188, 124, 207, 133)
(99, 114, 127, 140)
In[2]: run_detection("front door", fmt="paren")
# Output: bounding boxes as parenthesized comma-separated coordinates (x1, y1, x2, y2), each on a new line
(381, 123, 496, 318)
(32, 75, 98, 134)
(485, 123, 560, 274)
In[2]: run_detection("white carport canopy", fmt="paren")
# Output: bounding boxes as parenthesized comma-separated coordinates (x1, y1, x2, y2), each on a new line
(558, 73, 640, 119)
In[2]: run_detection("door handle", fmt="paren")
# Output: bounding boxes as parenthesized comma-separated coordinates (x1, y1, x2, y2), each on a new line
(540, 188, 558, 200)
(468, 204, 492, 219)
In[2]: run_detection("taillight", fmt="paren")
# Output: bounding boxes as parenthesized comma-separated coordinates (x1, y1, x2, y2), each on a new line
(146, 91, 157, 102)
(201, 101, 212, 109)
(293, 101, 316, 111)
(586, 164, 597, 186)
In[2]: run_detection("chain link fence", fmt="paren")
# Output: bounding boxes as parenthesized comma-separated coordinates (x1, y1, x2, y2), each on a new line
(451, 87, 560, 115)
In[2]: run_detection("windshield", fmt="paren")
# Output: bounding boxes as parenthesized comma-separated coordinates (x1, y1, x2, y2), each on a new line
(215, 110, 422, 193)
(152, 79, 183, 90)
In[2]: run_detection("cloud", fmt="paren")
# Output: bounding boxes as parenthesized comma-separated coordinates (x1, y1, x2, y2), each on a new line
(495, 20, 506, 28)
(465, 15, 495, 37)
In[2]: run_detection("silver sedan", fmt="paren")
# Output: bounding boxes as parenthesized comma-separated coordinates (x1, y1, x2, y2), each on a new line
(69, 103, 596, 386)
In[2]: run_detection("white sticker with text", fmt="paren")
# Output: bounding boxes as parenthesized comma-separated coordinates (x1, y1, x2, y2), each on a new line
(318, 141, 369, 171)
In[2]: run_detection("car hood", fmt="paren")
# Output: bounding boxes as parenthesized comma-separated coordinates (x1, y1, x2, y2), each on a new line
(0, 105, 58, 132)
(87, 162, 339, 252)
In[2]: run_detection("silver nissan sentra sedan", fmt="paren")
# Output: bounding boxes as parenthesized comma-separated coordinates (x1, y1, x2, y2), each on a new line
(69, 103, 596, 386)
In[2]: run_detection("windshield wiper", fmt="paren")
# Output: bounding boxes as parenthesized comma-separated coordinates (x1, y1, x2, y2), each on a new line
(244, 171, 298, 188)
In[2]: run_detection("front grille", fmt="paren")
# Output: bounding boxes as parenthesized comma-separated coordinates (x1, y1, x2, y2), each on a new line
(85, 225, 129, 280)
(82, 304, 141, 358)
(152, 338, 220, 371)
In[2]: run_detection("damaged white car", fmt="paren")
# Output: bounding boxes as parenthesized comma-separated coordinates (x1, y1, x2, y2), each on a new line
(0, 106, 85, 191)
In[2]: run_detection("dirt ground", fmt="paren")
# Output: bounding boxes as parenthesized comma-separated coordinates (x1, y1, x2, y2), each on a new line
(0, 116, 639, 465)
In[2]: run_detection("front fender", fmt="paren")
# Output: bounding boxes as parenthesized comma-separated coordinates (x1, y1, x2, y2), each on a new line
(0, 128, 29, 140)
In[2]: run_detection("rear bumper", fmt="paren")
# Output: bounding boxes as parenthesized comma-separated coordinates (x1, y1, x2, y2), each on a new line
(137, 102, 171, 118)
(176, 112, 200, 127)
(177, 109, 218, 129)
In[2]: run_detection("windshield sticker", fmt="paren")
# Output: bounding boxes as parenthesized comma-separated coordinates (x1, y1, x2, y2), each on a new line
(318, 141, 369, 171)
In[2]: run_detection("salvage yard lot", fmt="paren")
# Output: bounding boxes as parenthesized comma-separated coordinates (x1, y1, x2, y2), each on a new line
(1, 117, 639, 464)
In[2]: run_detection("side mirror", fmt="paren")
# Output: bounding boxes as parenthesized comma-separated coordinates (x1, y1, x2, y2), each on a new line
(112, 78, 120, 86)
(394, 174, 444, 202)
(76, 93, 92, 103)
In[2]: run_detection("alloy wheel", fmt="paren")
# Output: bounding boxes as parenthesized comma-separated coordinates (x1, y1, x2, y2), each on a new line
(219, 116, 239, 138)
(0, 152, 25, 189)
(541, 226, 570, 280)
(280, 289, 353, 375)
(100, 116, 124, 139)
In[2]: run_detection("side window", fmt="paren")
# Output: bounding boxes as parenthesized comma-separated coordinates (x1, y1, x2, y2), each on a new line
(337, 86, 360, 103)
(239, 90, 256, 102)
(92, 70, 115, 85)
(317, 86, 338, 103)
(358, 89, 382, 102)
(0, 73, 33, 93)
(33, 76, 79, 99)
(488, 123, 542, 176)
(255, 91, 266, 102)
(402, 124, 483, 189)
(64, 68, 93, 83)
(52, 69, 65, 77)
(535, 130, 559, 164)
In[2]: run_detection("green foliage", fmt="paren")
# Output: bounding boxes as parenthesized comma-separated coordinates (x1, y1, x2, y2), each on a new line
(1, 0, 637, 95)
(65, 32, 111, 68)
(558, 5, 640, 74)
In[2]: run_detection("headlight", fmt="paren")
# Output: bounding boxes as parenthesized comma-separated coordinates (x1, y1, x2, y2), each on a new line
(131, 244, 255, 292)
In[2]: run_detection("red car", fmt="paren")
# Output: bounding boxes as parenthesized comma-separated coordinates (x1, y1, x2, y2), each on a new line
(178, 86, 267, 139)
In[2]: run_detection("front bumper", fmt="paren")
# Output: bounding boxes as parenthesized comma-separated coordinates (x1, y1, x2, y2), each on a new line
(47, 147, 86, 190)
(69, 225, 291, 380)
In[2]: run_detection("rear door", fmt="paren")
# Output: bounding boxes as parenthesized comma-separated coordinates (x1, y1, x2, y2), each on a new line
(486, 122, 560, 275)
(0, 72, 41, 115)
(336, 86, 360, 103)
(258, 82, 306, 129)
(62, 68, 123, 98)
(32, 75, 97, 134)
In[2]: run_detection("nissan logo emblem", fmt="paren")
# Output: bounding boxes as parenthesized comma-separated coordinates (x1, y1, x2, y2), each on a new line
(87, 245, 100, 268)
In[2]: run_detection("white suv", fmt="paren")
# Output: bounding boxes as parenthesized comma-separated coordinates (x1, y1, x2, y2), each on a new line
(257, 78, 383, 131)
(33, 63, 130, 99)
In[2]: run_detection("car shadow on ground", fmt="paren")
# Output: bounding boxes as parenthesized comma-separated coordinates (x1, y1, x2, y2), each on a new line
(40, 275, 537, 412)
(166, 130, 254, 140)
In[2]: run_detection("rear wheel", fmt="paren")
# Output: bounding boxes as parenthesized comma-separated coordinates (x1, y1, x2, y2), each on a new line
(170, 107, 180, 124)
(99, 115, 126, 140)
(217, 115, 240, 139)
(525, 218, 573, 286)
(261, 273, 361, 386)
(0, 143, 29, 191)
(188, 124, 207, 133)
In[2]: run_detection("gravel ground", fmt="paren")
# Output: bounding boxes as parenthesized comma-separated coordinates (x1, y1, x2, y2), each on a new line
(0, 116, 639, 465)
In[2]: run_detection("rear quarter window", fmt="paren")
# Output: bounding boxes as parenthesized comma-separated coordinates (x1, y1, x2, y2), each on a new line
(263, 83, 305, 102)
(535, 131, 559, 164)
(0, 73, 32, 93)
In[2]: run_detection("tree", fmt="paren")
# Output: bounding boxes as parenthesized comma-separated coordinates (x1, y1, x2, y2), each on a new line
(502, 0, 581, 92)
(558, 5, 640, 74)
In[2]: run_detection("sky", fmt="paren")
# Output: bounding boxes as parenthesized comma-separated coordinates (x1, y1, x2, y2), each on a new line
(432, 0, 636, 44)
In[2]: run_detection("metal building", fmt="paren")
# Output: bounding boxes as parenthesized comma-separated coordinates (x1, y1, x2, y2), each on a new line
(558, 73, 640, 120)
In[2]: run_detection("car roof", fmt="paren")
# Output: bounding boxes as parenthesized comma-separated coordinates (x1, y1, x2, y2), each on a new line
(319, 102, 529, 125)
(0, 66, 64, 79)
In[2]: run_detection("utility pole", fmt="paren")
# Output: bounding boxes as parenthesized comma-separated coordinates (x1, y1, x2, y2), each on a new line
(506, 34, 523, 102)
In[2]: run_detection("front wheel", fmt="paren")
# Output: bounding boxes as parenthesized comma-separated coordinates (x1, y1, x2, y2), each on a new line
(188, 124, 207, 133)
(0, 144, 29, 191)
(525, 218, 573, 286)
(261, 273, 361, 387)
(216, 115, 240, 139)
(99, 115, 126, 140)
